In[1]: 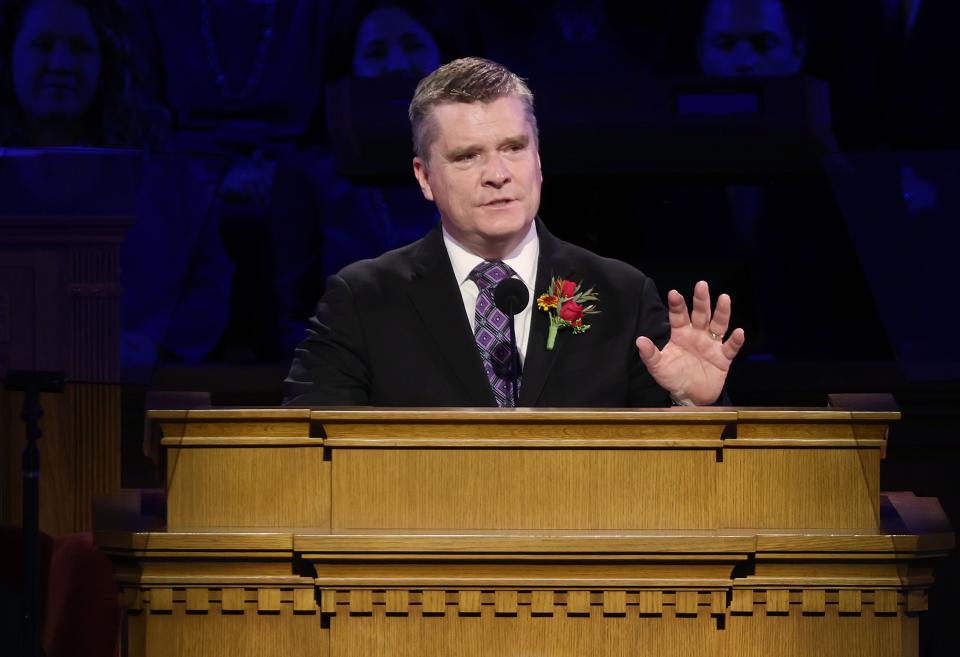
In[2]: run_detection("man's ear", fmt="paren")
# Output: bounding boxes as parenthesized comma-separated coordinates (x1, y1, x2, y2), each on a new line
(412, 157, 434, 201)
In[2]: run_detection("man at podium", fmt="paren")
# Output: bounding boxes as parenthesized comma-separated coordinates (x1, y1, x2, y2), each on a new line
(284, 57, 744, 408)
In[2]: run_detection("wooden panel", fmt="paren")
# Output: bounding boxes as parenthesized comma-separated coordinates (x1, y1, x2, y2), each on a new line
(320, 590, 337, 614)
(257, 589, 281, 613)
(494, 590, 517, 615)
(109, 528, 947, 657)
(101, 531, 295, 552)
(458, 590, 481, 615)
(676, 591, 699, 615)
(874, 590, 898, 614)
(720, 447, 881, 529)
(158, 420, 312, 441)
(766, 589, 790, 614)
(0, 217, 127, 534)
(150, 588, 173, 613)
(150, 408, 904, 533)
(0, 252, 51, 375)
(906, 590, 927, 612)
(421, 590, 445, 614)
(292, 588, 316, 613)
(802, 589, 825, 614)
(186, 589, 209, 612)
(385, 590, 409, 614)
(2, 384, 120, 534)
(295, 530, 756, 555)
(736, 409, 897, 439)
(839, 589, 862, 613)
(307, 561, 733, 588)
(731, 589, 753, 614)
(531, 590, 554, 615)
(348, 590, 371, 615)
(221, 589, 245, 613)
(314, 408, 735, 442)
(140, 605, 327, 657)
(332, 448, 717, 530)
(166, 445, 328, 528)
(326, 603, 915, 657)
(566, 591, 591, 615)
(710, 591, 726, 615)
(602, 590, 626, 615)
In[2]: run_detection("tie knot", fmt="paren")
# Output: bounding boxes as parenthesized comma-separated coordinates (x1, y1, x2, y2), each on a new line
(469, 260, 515, 290)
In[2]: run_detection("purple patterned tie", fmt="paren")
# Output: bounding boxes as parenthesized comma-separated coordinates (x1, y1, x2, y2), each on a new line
(469, 260, 519, 407)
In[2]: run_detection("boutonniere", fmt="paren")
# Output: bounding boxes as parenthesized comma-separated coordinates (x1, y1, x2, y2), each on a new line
(536, 277, 600, 350)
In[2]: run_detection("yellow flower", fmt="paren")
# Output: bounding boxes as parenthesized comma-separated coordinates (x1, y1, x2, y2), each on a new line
(537, 294, 559, 310)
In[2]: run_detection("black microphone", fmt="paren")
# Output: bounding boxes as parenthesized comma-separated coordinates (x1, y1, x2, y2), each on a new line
(494, 278, 529, 407)
(494, 278, 529, 315)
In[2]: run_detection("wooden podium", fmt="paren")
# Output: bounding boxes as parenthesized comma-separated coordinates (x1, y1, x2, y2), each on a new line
(97, 406, 954, 657)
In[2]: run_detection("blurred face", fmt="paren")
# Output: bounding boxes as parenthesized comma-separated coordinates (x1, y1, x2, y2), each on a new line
(699, 0, 803, 77)
(12, 0, 101, 122)
(353, 6, 441, 79)
(413, 96, 542, 259)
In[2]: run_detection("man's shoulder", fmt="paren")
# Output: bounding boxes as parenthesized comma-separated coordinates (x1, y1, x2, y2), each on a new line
(334, 229, 436, 290)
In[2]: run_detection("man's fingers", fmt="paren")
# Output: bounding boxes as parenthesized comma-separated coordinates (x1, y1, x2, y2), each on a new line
(721, 328, 746, 360)
(666, 289, 691, 329)
(709, 293, 732, 338)
(690, 280, 711, 330)
(636, 336, 662, 368)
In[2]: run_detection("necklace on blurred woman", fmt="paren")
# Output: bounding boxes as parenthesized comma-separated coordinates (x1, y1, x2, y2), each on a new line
(199, 0, 277, 100)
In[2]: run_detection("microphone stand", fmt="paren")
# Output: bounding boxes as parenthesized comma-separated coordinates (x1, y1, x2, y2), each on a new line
(494, 279, 528, 408)
(4, 370, 65, 657)
(507, 302, 521, 407)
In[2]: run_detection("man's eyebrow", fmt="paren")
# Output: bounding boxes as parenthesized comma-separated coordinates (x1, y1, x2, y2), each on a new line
(444, 144, 481, 161)
(444, 134, 530, 161)
(500, 134, 530, 148)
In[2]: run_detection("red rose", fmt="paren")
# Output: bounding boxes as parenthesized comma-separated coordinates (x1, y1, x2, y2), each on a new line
(559, 300, 584, 322)
(560, 280, 577, 298)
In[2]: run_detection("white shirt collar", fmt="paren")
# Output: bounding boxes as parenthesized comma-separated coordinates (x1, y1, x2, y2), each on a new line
(442, 221, 539, 289)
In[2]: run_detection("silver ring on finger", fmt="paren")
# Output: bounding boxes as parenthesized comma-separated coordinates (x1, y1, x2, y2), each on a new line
(709, 329, 723, 341)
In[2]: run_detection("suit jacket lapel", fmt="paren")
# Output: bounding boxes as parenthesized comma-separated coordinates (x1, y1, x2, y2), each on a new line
(519, 220, 576, 406)
(406, 228, 496, 406)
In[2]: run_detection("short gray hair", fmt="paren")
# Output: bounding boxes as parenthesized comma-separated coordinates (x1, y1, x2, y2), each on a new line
(408, 57, 538, 161)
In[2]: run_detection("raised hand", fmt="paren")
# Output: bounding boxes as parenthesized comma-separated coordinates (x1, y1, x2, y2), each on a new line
(635, 280, 745, 406)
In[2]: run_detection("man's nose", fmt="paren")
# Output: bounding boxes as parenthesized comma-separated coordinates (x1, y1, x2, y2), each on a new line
(482, 154, 511, 187)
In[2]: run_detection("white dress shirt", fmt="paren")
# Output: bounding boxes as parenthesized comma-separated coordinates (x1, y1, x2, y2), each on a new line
(442, 222, 539, 364)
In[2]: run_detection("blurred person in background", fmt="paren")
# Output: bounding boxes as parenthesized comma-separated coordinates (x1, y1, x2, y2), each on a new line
(0, 0, 234, 380)
(697, 0, 804, 77)
(121, 0, 353, 361)
(269, 1, 450, 354)
(121, 0, 350, 207)
(696, 0, 889, 361)
(477, 0, 659, 80)
(0, 0, 141, 146)
(351, 2, 440, 79)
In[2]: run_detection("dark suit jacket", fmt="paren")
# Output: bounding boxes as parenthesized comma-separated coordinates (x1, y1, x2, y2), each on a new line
(284, 219, 672, 407)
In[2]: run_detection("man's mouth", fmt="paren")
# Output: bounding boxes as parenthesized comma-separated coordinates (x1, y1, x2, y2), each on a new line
(483, 198, 515, 207)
